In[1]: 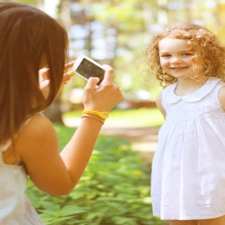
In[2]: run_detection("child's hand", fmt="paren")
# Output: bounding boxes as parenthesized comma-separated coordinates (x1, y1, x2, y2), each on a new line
(82, 65, 123, 112)
(39, 61, 74, 98)
(62, 61, 75, 84)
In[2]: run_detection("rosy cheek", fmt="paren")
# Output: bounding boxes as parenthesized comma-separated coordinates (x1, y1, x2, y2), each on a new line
(180, 57, 194, 66)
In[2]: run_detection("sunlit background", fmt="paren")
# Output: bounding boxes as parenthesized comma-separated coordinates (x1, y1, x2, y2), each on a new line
(10, 0, 225, 128)
(7, 1, 225, 224)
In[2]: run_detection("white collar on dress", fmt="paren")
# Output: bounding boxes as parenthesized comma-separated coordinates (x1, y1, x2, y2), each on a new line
(165, 77, 221, 104)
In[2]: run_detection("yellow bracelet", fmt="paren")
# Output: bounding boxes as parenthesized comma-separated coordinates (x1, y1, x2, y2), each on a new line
(82, 114, 104, 124)
(82, 110, 109, 121)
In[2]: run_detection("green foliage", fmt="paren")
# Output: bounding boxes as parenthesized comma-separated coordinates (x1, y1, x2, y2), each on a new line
(14, 0, 38, 5)
(91, 2, 145, 32)
(26, 125, 164, 225)
(88, 0, 155, 31)
(64, 108, 164, 127)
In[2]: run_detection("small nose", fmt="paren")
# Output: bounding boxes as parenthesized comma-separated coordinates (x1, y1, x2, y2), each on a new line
(171, 56, 182, 64)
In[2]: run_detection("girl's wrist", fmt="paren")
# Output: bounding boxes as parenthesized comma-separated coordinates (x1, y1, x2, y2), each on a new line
(81, 114, 104, 125)
(82, 109, 109, 123)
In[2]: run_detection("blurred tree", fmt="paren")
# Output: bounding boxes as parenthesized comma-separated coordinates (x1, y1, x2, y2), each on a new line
(10, 0, 38, 4)
(69, 0, 161, 98)
(11, 0, 225, 109)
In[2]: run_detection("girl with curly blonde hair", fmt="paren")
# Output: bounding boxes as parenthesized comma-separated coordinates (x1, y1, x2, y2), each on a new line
(149, 23, 225, 225)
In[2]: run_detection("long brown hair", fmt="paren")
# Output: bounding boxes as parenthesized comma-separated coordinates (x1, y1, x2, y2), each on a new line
(147, 23, 225, 86)
(0, 3, 68, 144)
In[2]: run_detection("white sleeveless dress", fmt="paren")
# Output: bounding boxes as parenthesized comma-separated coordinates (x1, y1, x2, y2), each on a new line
(151, 77, 225, 220)
(0, 141, 44, 224)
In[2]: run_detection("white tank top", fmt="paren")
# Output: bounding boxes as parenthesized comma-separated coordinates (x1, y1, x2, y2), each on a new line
(0, 137, 44, 224)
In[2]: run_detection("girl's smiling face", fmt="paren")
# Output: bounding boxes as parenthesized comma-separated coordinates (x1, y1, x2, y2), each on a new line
(158, 38, 204, 80)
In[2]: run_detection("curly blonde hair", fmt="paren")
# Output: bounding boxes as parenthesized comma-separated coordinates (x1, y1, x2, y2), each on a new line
(147, 23, 225, 86)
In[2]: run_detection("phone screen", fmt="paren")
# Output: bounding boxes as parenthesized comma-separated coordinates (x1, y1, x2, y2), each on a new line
(76, 58, 105, 82)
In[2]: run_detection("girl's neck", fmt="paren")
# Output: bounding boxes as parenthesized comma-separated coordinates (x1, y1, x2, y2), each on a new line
(175, 76, 209, 96)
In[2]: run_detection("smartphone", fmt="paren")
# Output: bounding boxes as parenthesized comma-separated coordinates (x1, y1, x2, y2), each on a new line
(73, 56, 105, 84)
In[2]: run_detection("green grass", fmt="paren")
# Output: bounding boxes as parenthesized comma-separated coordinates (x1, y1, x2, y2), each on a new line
(64, 108, 164, 127)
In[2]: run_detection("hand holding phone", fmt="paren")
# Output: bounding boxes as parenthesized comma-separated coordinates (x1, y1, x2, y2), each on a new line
(83, 68, 123, 112)
(73, 56, 105, 84)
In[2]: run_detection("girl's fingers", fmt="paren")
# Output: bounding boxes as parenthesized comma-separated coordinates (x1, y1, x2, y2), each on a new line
(63, 74, 72, 83)
(101, 65, 113, 86)
(64, 70, 76, 77)
(64, 61, 75, 79)
(64, 61, 74, 71)
(85, 77, 100, 89)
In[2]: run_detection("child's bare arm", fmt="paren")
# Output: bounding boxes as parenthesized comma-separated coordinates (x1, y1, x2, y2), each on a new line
(16, 113, 105, 196)
(60, 116, 103, 187)
(16, 70, 123, 196)
(16, 114, 73, 196)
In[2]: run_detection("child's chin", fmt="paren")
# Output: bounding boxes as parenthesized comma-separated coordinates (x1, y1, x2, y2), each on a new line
(170, 71, 191, 78)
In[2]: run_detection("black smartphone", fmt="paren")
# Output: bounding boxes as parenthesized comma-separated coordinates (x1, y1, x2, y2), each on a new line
(73, 56, 105, 84)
